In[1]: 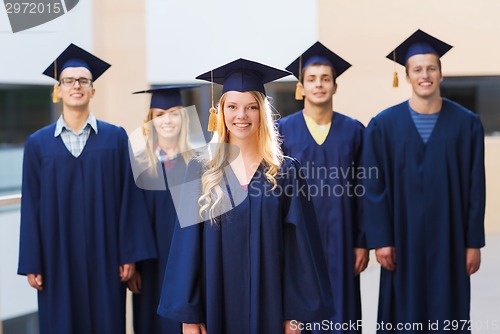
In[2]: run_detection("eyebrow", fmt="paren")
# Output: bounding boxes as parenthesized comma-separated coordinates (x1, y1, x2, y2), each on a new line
(305, 74, 332, 77)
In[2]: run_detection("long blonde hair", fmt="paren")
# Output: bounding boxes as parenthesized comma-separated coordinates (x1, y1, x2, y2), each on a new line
(198, 91, 283, 223)
(143, 106, 193, 169)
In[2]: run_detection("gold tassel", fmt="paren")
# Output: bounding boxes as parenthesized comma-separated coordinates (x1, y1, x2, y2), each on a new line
(52, 59, 60, 103)
(295, 82, 303, 100)
(295, 55, 303, 100)
(52, 84, 60, 103)
(207, 70, 218, 132)
(142, 119, 148, 136)
(392, 50, 398, 88)
(392, 71, 399, 88)
(207, 107, 218, 132)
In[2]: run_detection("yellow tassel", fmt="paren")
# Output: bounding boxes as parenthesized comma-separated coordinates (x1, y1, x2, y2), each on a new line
(207, 107, 218, 132)
(295, 82, 303, 100)
(52, 84, 60, 103)
(142, 119, 148, 136)
(392, 71, 399, 88)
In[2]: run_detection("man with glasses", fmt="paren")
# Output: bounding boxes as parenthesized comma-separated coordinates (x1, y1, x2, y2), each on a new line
(17, 44, 156, 334)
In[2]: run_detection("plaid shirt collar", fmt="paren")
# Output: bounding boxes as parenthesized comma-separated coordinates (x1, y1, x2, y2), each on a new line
(54, 113, 98, 137)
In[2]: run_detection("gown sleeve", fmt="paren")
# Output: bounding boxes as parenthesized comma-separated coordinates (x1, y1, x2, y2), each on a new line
(281, 158, 335, 322)
(466, 116, 486, 248)
(119, 129, 157, 264)
(353, 124, 367, 248)
(157, 159, 204, 324)
(18, 136, 43, 275)
(362, 118, 394, 249)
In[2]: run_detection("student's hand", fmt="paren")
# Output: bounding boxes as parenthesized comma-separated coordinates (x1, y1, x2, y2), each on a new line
(119, 263, 136, 282)
(375, 246, 396, 271)
(354, 248, 369, 275)
(27, 274, 43, 291)
(465, 248, 481, 276)
(284, 320, 301, 334)
(182, 323, 207, 334)
(128, 271, 142, 293)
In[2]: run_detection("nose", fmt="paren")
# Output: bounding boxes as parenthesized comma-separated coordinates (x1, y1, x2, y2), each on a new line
(314, 78, 322, 87)
(162, 113, 173, 123)
(236, 107, 247, 118)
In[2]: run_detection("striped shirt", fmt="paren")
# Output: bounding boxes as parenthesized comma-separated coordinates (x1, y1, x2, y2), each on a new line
(409, 103, 440, 144)
(54, 113, 98, 157)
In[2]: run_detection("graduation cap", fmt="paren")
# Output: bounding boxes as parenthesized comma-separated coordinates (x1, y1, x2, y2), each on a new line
(196, 58, 291, 131)
(132, 85, 200, 110)
(42, 43, 111, 102)
(387, 29, 453, 87)
(286, 41, 352, 100)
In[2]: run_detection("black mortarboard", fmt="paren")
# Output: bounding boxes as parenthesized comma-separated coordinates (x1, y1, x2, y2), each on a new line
(387, 29, 453, 87)
(43, 43, 111, 81)
(196, 58, 290, 95)
(387, 29, 453, 66)
(133, 85, 199, 110)
(286, 41, 351, 99)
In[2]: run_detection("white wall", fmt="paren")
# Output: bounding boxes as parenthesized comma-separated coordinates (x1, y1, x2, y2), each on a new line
(147, 0, 318, 84)
(0, 1, 93, 85)
(0, 208, 37, 320)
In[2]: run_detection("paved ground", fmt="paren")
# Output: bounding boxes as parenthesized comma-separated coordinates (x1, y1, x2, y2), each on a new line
(360, 234, 500, 333)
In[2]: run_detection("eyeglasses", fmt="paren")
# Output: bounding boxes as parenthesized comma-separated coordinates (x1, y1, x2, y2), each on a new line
(60, 77, 93, 88)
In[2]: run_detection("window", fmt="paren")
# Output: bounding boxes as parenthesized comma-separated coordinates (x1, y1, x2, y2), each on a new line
(441, 76, 500, 136)
(0, 85, 53, 146)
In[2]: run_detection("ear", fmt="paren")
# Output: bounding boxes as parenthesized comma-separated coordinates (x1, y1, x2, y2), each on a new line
(298, 82, 305, 98)
(57, 85, 63, 99)
(89, 87, 96, 98)
(332, 82, 338, 95)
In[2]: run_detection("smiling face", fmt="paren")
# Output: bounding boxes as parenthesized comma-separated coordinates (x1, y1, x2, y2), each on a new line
(222, 91, 260, 144)
(151, 106, 183, 141)
(58, 67, 95, 110)
(301, 64, 337, 105)
(406, 53, 443, 100)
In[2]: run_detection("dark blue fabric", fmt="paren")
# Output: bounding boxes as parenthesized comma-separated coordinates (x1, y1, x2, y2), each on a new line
(278, 112, 365, 333)
(196, 58, 291, 95)
(132, 85, 199, 110)
(286, 41, 352, 79)
(132, 157, 186, 334)
(18, 121, 157, 334)
(363, 98, 486, 333)
(386, 29, 453, 66)
(42, 43, 111, 81)
(158, 157, 334, 333)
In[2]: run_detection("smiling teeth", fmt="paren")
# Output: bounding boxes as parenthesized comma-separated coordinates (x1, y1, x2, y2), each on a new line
(420, 82, 431, 86)
(235, 124, 250, 128)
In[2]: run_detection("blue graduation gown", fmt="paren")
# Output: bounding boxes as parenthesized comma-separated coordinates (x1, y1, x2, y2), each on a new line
(18, 121, 157, 334)
(158, 157, 334, 334)
(363, 99, 485, 333)
(278, 111, 365, 333)
(132, 156, 185, 334)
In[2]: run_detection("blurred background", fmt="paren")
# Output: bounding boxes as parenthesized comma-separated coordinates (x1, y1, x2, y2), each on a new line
(1, 0, 499, 333)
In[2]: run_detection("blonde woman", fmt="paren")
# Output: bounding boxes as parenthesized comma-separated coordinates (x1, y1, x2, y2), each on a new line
(129, 85, 199, 334)
(158, 59, 333, 334)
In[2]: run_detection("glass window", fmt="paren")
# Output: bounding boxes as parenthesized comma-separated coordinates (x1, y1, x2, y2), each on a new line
(441, 76, 500, 136)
